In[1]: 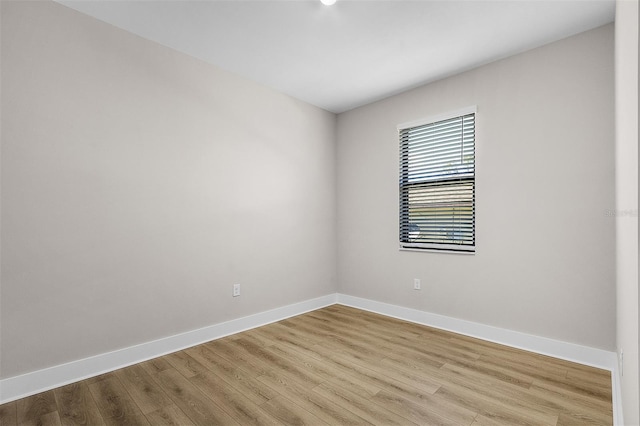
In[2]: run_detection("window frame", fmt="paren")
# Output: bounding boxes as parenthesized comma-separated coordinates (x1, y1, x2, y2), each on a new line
(397, 106, 477, 254)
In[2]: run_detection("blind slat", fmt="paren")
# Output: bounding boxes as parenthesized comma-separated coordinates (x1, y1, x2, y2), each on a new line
(399, 112, 475, 251)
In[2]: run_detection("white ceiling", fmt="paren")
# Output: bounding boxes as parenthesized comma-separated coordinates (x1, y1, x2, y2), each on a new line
(55, 0, 615, 113)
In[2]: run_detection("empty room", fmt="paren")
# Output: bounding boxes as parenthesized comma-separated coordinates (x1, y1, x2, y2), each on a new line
(1, 0, 638, 425)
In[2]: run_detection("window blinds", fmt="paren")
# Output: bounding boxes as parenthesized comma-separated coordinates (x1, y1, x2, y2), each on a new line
(399, 112, 475, 252)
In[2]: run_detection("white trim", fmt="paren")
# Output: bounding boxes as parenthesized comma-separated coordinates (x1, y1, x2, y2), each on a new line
(0, 291, 623, 424)
(336, 294, 616, 370)
(612, 352, 625, 426)
(0, 294, 337, 404)
(397, 105, 477, 131)
(399, 247, 475, 255)
(337, 296, 625, 424)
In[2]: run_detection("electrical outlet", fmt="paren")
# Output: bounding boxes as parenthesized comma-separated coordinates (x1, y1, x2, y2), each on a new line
(233, 284, 241, 297)
(413, 278, 421, 290)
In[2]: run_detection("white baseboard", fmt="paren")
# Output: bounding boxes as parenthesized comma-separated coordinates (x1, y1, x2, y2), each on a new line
(336, 294, 615, 369)
(611, 354, 625, 426)
(0, 291, 623, 426)
(0, 294, 337, 404)
(336, 293, 622, 425)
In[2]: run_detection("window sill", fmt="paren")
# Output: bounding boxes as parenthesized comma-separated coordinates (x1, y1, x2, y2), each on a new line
(399, 247, 475, 255)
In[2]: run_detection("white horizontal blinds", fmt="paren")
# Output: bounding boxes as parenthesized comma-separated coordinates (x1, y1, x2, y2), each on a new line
(399, 113, 475, 251)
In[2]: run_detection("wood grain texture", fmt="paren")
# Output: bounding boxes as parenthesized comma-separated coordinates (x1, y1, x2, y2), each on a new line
(0, 305, 613, 425)
(143, 404, 194, 426)
(152, 367, 239, 425)
(189, 370, 279, 426)
(114, 365, 173, 415)
(0, 401, 17, 426)
(16, 391, 59, 426)
(88, 375, 149, 426)
(53, 383, 104, 426)
(258, 395, 326, 425)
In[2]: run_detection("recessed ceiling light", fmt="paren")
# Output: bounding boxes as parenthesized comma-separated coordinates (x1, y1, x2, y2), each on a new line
(320, 0, 336, 5)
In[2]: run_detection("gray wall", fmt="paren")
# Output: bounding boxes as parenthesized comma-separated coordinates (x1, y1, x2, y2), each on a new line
(1, 0, 337, 378)
(336, 24, 615, 351)
(615, 0, 639, 423)
(0, 0, 618, 382)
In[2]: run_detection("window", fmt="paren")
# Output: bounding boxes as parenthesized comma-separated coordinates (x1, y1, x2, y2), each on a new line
(398, 107, 476, 253)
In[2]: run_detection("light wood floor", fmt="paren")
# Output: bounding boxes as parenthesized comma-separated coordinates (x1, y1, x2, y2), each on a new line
(0, 305, 613, 425)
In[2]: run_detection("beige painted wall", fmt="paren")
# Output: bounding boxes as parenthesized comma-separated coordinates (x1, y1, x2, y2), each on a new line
(0, 0, 337, 378)
(337, 24, 616, 351)
(615, 0, 639, 423)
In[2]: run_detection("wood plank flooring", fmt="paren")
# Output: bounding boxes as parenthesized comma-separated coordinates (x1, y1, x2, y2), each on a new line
(0, 305, 613, 425)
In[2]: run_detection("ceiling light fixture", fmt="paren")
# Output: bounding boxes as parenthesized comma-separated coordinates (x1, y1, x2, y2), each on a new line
(320, 0, 336, 5)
